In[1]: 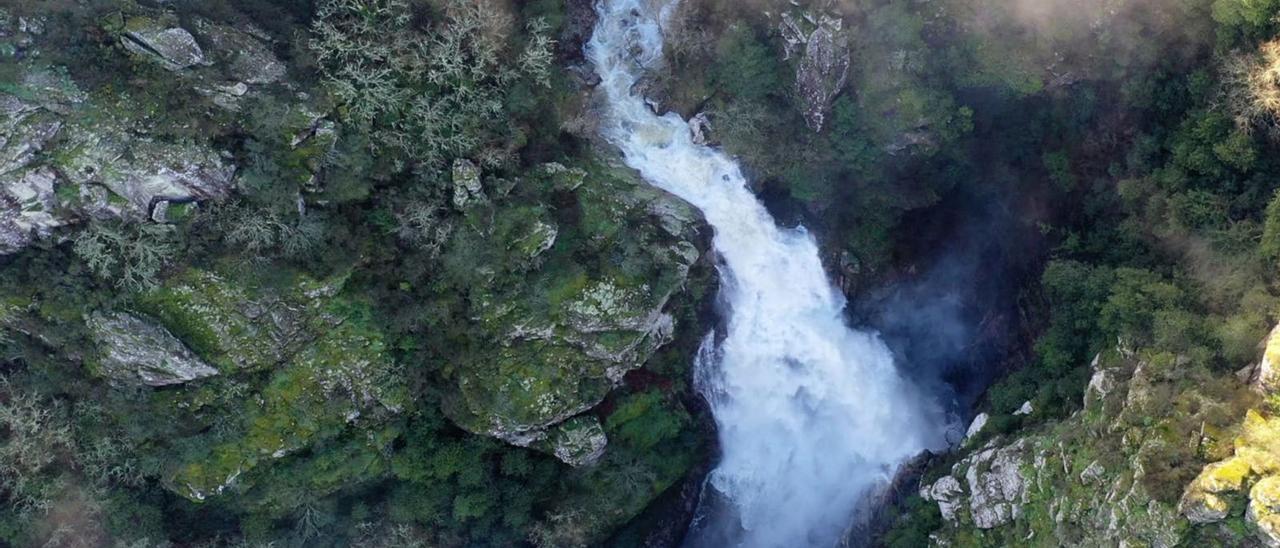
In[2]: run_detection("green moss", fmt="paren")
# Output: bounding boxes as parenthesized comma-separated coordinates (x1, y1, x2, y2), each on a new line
(144, 267, 405, 502)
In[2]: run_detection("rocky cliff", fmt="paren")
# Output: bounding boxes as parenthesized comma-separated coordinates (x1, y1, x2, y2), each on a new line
(917, 335, 1276, 546)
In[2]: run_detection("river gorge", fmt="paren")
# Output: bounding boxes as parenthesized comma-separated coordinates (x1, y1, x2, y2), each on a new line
(588, 1, 951, 544)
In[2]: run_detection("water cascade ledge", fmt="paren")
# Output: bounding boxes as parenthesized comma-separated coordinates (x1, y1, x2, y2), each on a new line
(586, 1, 950, 545)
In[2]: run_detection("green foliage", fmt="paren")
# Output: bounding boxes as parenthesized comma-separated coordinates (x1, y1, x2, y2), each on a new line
(711, 24, 781, 103)
(1260, 188, 1280, 259)
(72, 221, 180, 292)
(1212, 0, 1280, 42)
(883, 494, 944, 548)
(309, 0, 553, 175)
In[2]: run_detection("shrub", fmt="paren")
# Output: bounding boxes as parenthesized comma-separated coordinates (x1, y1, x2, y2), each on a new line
(72, 221, 179, 292)
(0, 380, 74, 518)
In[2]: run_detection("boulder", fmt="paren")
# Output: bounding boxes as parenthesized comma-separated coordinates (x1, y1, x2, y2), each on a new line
(1253, 323, 1280, 393)
(964, 439, 1028, 528)
(0, 93, 62, 175)
(921, 438, 1030, 530)
(688, 112, 712, 145)
(1180, 459, 1248, 523)
(532, 415, 608, 467)
(1180, 409, 1280, 525)
(1013, 400, 1033, 416)
(1079, 460, 1105, 484)
(53, 116, 236, 218)
(87, 312, 219, 386)
(122, 18, 205, 71)
(0, 64, 237, 255)
(193, 19, 286, 85)
(514, 220, 558, 260)
(0, 167, 67, 254)
(1083, 353, 1117, 410)
(139, 268, 407, 502)
(921, 474, 965, 523)
(1250, 476, 1280, 547)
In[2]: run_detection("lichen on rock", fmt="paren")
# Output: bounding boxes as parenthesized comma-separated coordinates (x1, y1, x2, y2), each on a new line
(438, 158, 706, 466)
(86, 311, 219, 386)
(0, 63, 236, 254)
(778, 9, 851, 132)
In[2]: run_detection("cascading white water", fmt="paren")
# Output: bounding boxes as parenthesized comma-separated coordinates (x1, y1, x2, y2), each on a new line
(586, 1, 948, 545)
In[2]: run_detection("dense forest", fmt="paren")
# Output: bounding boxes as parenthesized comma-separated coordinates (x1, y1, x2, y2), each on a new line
(3, 0, 1280, 546)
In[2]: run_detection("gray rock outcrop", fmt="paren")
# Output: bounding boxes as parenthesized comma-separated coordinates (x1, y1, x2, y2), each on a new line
(922, 438, 1029, 529)
(122, 20, 205, 71)
(781, 12, 851, 132)
(87, 312, 219, 386)
(193, 19, 286, 85)
(0, 65, 236, 255)
(451, 158, 486, 210)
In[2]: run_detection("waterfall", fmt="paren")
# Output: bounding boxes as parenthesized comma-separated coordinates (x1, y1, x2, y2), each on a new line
(586, 1, 949, 545)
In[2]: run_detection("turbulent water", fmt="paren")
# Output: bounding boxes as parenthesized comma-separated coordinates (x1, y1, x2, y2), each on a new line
(586, 1, 948, 545)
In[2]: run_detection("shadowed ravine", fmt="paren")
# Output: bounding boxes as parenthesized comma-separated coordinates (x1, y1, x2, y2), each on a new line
(586, 1, 951, 546)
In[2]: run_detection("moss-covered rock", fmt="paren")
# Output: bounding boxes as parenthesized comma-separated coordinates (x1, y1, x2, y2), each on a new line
(1250, 476, 1280, 547)
(438, 159, 707, 465)
(131, 267, 406, 503)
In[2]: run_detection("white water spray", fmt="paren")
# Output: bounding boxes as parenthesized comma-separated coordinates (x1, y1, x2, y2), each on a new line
(586, 1, 948, 545)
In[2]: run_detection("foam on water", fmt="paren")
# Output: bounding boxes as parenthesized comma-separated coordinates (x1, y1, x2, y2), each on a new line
(586, 2, 948, 545)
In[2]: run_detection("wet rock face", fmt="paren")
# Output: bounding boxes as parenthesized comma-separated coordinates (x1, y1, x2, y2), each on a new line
(439, 160, 707, 466)
(780, 12, 851, 132)
(87, 312, 219, 386)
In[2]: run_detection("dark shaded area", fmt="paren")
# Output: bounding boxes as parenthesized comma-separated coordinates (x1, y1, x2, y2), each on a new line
(858, 181, 1047, 419)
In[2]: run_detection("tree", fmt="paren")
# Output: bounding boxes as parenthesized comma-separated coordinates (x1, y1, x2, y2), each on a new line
(1222, 39, 1280, 137)
(309, 0, 553, 177)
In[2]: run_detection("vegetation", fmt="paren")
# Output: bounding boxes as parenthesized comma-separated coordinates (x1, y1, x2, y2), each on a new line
(4, 0, 1280, 545)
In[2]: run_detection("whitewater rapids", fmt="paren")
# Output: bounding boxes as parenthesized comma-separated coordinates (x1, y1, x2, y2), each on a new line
(586, 1, 949, 545)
